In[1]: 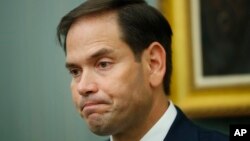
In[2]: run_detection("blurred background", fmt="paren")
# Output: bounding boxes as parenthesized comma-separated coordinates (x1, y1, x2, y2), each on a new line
(0, 0, 249, 141)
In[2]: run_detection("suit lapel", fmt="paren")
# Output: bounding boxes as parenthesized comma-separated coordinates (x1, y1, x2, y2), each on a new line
(164, 106, 199, 141)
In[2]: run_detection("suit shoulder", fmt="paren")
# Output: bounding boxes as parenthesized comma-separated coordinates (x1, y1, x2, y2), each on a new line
(198, 127, 229, 141)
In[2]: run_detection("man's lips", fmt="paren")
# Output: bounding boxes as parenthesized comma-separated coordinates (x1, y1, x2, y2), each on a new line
(80, 101, 109, 116)
(83, 101, 102, 109)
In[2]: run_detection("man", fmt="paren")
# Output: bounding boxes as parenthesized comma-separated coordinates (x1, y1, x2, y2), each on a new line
(57, 0, 229, 141)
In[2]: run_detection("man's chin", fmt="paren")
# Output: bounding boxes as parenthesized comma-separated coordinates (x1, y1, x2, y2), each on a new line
(87, 113, 111, 136)
(89, 124, 113, 136)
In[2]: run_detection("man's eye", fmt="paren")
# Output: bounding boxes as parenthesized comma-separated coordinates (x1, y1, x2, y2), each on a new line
(69, 69, 81, 77)
(97, 61, 112, 70)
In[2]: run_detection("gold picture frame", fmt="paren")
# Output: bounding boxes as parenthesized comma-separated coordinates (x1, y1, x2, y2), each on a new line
(159, 0, 250, 118)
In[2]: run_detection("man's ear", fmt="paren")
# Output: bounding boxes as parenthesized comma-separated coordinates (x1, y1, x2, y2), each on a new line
(146, 42, 166, 88)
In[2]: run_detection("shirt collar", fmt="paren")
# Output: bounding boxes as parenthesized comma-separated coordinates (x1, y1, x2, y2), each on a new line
(140, 101, 177, 141)
(110, 101, 177, 141)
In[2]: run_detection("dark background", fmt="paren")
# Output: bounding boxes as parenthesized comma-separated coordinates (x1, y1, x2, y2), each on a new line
(201, 0, 250, 76)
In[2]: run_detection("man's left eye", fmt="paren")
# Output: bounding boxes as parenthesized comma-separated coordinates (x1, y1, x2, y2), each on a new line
(99, 62, 109, 68)
(97, 61, 112, 70)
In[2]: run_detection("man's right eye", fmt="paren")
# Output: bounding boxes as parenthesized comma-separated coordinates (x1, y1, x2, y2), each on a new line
(69, 69, 81, 77)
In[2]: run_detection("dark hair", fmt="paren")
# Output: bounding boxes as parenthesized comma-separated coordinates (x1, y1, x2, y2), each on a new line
(57, 0, 173, 95)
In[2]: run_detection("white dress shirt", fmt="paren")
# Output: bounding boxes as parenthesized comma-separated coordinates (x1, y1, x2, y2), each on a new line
(110, 101, 177, 141)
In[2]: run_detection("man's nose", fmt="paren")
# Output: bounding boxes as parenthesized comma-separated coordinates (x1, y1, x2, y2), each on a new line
(77, 72, 98, 96)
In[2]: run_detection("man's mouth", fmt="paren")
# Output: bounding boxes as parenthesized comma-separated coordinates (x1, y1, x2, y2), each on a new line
(83, 101, 102, 108)
(81, 101, 108, 116)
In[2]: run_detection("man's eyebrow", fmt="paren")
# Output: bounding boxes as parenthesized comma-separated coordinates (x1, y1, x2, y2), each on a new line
(65, 63, 77, 69)
(87, 48, 115, 60)
(65, 48, 115, 69)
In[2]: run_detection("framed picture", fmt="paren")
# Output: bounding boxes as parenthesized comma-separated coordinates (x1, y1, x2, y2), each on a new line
(159, 0, 250, 118)
(191, 0, 250, 88)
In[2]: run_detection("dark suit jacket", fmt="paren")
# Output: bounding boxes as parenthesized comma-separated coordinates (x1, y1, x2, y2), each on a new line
(164, 107, 229, 141)
(106, 106, 229, 141)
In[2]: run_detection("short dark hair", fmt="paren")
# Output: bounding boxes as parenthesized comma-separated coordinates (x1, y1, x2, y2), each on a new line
(57, 0, 173, 95)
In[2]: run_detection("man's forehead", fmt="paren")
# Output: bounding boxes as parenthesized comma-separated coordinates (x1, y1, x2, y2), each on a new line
(65, 10, 128, 64)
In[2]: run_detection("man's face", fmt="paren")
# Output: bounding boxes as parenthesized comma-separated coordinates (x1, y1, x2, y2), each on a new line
(65, 13, 153, 135)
